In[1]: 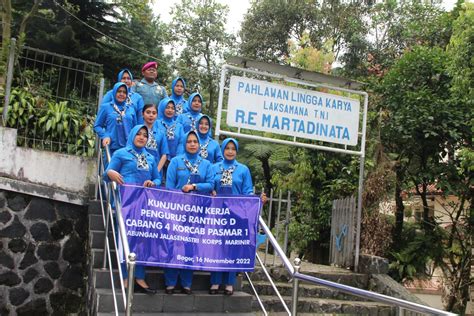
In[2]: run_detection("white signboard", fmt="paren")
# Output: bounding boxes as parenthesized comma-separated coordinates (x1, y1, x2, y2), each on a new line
(226, 76, 360, 146)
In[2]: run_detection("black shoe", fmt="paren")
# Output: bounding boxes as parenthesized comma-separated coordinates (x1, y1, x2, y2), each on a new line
(165, 287, 175, 295)
(134, 283, 157, 295)
(224, 289, 233, 296)
(181, 287, 192, 295)
(209, 288, 219, 295)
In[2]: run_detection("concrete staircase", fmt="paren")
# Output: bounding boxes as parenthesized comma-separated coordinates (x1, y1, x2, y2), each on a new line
(86, 200, 254, 315)
(242, 261, 396, 315)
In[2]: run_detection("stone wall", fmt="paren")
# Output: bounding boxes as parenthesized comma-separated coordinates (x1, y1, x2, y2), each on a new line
(0, 190, 88, 315)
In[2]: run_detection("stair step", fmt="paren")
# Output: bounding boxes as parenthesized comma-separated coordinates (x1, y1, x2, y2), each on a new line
(88, 199, 103, 215)
(250, 267, 369, 289)
(95, 288, 253, 313)
(92, 248, 118, 269)
(252, 295, 395, 314)
(90, 229, 114, 249)
(242, 280, 366, 301)
(89, 213, 107, 231)
(93, 268, 242, 291)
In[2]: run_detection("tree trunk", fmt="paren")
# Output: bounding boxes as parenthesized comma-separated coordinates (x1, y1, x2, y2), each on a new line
(1, 0, 12, 75)
(392, 167, 404, 250)
(418, 182, 433, 231)
(17, 0, 41, 48)
(260, 156, 272, 199)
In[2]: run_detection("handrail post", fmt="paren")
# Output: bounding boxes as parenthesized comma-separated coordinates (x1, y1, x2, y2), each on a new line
(125, 252, 136, 316)
(291, 258, 301, 316)
(102, 182, 111, 269)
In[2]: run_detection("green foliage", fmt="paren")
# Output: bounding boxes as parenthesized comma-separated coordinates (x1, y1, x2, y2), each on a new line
(389, 224, 444, 282)
(4, 87, 36, 128)
(0, 87, 96, 156)
(5, 0, 170, 84)
(272, 149, 358, 254)
(446, 2, 474, 119)
(167, 0, 235, 117)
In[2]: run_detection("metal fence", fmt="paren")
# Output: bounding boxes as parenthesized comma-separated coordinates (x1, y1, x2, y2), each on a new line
(329, 196, 356, 268)
(259, 189, 292, 266)
(1, 38, 104, 156)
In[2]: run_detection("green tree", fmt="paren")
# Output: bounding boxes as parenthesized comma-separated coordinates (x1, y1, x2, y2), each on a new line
(2, 0, 169, 84)
(439, 3, 473, 312)
(362, 1, 453, 76)
(378, 46, 453, 234)
(239, 0, 366, 67)
(167, 0, 234, 117)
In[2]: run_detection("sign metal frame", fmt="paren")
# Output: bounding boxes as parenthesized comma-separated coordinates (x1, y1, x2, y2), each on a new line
(215, 62, 368, 271)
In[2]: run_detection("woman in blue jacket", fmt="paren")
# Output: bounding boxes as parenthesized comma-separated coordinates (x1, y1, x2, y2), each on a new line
(142, 103, 169, 172)
(94, 82, 137, 159)
(209, 138, 254, 296)
(158, 98, 185, 163)
(164, 130, 214, 295)
(170, 77, 187, 116)
(177, 92, 203, 133)
(101, 69, 144, 121)
(196, 115, 223, 164)
(105, 124, 161, 294)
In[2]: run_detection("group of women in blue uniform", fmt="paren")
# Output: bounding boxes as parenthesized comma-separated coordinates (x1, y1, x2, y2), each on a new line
(94, 64, 264, 296)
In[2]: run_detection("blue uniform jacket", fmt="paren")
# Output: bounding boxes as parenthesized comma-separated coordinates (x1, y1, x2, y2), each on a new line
(177, 92, 203, 133)
(212, 138, 253, 195)
(166, 151, 213, 193)
(104, 125, 161, 186)
(170, 77, 187, 116)
(102, 90, 144, 116)
(132, 78, 168, 109)
(158, 98, 185, 160)
(211, 160, 253, 195)
(94, 82, 137, 151)
(196, 115, 223, 164)
(145, 122, 169, 164)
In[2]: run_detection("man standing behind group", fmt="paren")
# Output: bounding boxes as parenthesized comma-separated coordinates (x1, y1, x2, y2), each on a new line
(132, 61, 168, 124)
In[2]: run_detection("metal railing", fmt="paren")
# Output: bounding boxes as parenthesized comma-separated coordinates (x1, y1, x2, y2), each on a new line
(95, 149, 454, 316)
(97, 144, 136, 316)
(1, 38, 103, 156)
(250, 216, 457, 316)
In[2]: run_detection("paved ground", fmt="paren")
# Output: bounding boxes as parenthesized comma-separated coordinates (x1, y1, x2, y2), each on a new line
(413, 293, 443, 310)
(256, 251, 353, 274)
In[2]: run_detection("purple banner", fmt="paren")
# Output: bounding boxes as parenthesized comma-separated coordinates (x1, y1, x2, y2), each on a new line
(119, 184, 261, 271)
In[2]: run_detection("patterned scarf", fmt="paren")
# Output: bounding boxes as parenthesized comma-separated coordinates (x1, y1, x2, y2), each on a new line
(175, 102, 184, 115)
(130, 149, 149, 170)
(182, 157, 202, 184)
(146, 129, 157, 149)
(220, 165, 236, 186)
(187, 114, 197, 132)
(126, 94, 133, 106)
(199, 139, 211, 159)
(163, 122, 176, 140)
(113, 103, 128, 124)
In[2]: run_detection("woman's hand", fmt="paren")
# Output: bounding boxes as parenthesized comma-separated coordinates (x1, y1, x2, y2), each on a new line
(102, 137, 111, 147)
(182, 184, 194, 193)
(260, 192, 268, 205)
(143, 180, 155, 187)
(107, 170, 124, 185)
